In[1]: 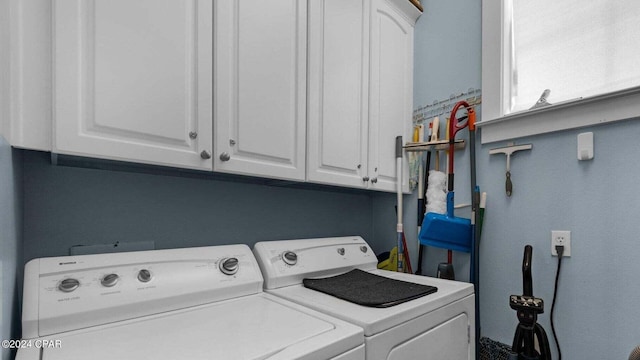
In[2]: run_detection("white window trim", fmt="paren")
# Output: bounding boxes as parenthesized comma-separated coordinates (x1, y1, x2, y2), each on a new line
(480, 0, 640, 144)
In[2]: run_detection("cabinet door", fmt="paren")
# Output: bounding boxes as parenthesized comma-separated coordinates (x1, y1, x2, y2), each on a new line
(368, 0, 413, 192)
(307, 0, 370, 189)
(53, 0, 213, 170)
(214, 0, 306, 181)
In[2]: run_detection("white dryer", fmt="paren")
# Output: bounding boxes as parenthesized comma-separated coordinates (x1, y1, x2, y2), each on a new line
(17, 244, 364, 360)
(253, 236, 475, 360)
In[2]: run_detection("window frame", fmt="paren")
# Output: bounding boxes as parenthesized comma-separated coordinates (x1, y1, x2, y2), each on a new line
(480, 0, 640, 143)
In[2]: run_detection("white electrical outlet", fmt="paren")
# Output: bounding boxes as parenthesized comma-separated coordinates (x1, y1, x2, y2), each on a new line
(551, 230, 571, 257)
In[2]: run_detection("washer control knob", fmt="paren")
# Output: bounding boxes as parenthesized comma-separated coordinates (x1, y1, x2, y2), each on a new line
(282, 251, 298, 266)
(337, 248, 345, 256)
(219, 257, 239, 275)
(101, 273, 119, 287)
(137, 269, 152, 283)
(58, 278, 80, 293)
(360, 246, 368, 253)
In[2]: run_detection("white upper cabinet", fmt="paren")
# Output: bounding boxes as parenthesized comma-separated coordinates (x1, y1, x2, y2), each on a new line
(4, 0, 53, 151)
(214, 0, 307, 181)
(308, 0, 418, 192)
(16, 0, 417, 190)
(368, 0, 415, 192)
(307, 0, 370, 188)
(53, 0, 213, 170)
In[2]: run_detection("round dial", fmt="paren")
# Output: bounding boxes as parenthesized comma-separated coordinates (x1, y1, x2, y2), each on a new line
(219, 257, 239, 275)
(58, 278, 80, 293)
(101, 273, 119, 287)
(137, 269, 152, 283)
(282, 251, 297, 266)
(360, 246, 368, 253)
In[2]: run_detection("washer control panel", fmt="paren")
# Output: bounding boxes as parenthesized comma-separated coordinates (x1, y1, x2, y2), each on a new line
(22, 245, 263, 339)
(253, 236, 378, 289)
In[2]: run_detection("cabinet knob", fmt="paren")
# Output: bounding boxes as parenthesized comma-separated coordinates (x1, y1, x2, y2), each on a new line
(189, 131, 198, 139)
(219, 152, 231, 161)
(362, 176, 370, 182)
(371, 177, 378, 184)
(200, 150, 212, 159)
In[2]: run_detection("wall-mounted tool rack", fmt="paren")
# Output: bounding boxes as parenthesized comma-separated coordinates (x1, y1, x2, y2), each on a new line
(404, 139, 466, 152)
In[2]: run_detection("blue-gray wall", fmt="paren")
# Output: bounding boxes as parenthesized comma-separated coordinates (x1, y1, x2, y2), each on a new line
(0, 138, 22, 360)
(21, 151, 383, 261)
(414, 1, 640, 358)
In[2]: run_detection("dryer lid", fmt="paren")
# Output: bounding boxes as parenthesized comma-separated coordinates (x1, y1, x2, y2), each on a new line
(269, 270, 474, 336)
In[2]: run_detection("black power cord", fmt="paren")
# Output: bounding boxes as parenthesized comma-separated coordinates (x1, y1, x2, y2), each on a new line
(551, 245, 564, 360)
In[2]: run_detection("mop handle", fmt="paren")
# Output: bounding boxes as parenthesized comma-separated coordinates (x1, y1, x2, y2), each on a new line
(396, 136, 403, 225)
(396, 136, 404, 273)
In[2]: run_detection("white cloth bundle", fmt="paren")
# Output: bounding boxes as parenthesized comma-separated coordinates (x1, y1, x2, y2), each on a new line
(426, 170, 447, 214)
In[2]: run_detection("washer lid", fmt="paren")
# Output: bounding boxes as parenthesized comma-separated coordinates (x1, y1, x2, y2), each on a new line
(40, 294, 363, 360)
(267, 270, 474, 336)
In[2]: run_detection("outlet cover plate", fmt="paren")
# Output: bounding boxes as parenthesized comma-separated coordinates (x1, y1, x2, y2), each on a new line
(551, 230, 571, 257)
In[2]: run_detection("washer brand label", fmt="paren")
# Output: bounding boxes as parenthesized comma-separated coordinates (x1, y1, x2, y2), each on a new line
(58, 261, 77, 265)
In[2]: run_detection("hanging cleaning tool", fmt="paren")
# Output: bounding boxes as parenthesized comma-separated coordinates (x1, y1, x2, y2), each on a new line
(395, 136, 405, 273)
(425, 118, 446, 219)
(443, 102, 473, 281)
(489, 144, 533, 196)
(414, 121, 429, 275)
(419, 102, 473, 280)
(466, 105, 481, 360)
(431, 117, 440, 171)
(415, 150, 429, 275)
(443, 115, 454, 279)
(394, 204, 413, 274)
(426, 117, 450, 279)
(401, 232, 412, 274)
(478, 192, 487, 239)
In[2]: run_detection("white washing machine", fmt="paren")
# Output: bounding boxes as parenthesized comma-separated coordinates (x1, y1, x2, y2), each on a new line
(17, 244, 365, 360)
(253, 236, 475, 360)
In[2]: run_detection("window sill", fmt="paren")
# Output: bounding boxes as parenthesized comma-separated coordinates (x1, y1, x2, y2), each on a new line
(477, 87, 640, 144)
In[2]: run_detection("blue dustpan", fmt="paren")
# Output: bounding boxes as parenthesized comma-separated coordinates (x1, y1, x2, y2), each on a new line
(419, 192, 472, 253)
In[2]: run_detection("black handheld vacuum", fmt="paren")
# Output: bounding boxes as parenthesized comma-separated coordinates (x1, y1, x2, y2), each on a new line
(510, 245, 551, 360)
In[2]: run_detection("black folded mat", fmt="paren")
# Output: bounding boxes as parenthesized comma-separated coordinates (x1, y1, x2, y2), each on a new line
(303, 269, 438, 308)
